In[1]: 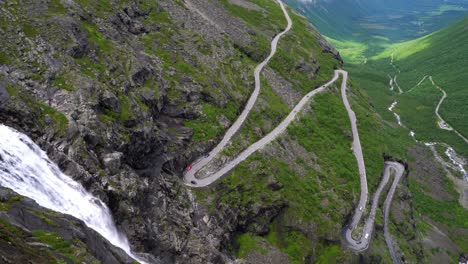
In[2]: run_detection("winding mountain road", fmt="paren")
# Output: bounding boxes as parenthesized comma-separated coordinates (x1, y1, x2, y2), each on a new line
(383, 163, 405, 264)
(342, 69, 405, 253)
(400, 75, 467, 143)
(184, 71, 339, 187)
(340, 70, 368, 231)
(183, 0, 292, 186)
(430, 76, 468, 143)
(183, 1, 406, 260)
(344, 162, 404, 252)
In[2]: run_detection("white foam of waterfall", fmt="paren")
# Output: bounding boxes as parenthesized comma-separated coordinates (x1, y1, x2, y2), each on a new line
(0, 124, 144, 263)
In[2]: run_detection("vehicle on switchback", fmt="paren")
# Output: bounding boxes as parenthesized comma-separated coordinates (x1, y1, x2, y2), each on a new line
(186, 165, 193, 171)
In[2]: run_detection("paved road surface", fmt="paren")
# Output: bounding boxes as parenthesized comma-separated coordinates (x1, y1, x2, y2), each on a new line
(184, 71, 339, 187)
(344, 162, 405, 252)
(431, 76, 452, 131)
(339, 69, 368, 230)
(183, 0, 292, 185)
(383, 162, 405, 264)
(430, 76, 468, 143)
(182, 1, 407, 259)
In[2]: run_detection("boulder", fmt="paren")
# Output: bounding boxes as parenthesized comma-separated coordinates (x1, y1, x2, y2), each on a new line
(99, 90, 121, 113)
(102, 152, 123, 175)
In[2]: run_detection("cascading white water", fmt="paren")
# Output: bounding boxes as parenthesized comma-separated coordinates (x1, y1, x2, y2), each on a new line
(0, 124, 144, 263)
(445, 147, 468, 181)
(388, 101, 402, 126)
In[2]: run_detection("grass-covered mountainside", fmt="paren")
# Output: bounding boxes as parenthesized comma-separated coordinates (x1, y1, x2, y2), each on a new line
(339, 17, 468, 264)
(350, 17, 468, 156)
(287, 1, 468, 263)
(373, 17, 468, 140)
(0, 0, 466, 263)
(287, 0, 468, 42)
(286, 0, 468, 63)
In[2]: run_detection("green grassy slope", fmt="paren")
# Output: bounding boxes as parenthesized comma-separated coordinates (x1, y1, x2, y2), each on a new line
(188, 1, 422, 263)
(342, 18, 468, 262)
(286, 0, 468, 61)
(347, 18, 468, 156)
(375, 17, 468, 137)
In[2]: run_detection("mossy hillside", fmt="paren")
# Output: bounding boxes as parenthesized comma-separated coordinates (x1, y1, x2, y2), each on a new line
(347, 59, 468, 157)
(3, 81, 69, 138)
(0, 218, 57, 263)
(221, 76, 290, 156)
(0, 195, 22, 211)
(219, 0, 340, 93)
(408, 170, 468, 258)
(269, 9, 340, 94)
(0, 218, 98, 264)
(348, 59, 468, 262)
(1, 0, 261, 148)
(207, 0, 342, 163)
(368, 18, 468, 142)
(220, 0, 286, 33)
(195, 77, 414, 262)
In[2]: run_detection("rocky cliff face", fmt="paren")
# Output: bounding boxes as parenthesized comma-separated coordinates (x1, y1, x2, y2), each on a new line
(0, 0, 342, 263)
(0, 187, 135, 264)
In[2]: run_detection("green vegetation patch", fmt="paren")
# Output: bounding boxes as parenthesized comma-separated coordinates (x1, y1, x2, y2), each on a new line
(83, 22, 112, 53)
(0, 50, 11, 64)
(269, 9, 339, 94)
(409, 177, 468, 229)
(23, 23, 39, 37)
(32, 230, 72, 252)
(118, 93, 134, 123)
(39, 103, 69, 136)
(51, 74, 74, 91)
(236, 233, 266, 258)
(75, 56, 106, 77)
(219, 0, 286, 32)
(185, 102, 238, 142)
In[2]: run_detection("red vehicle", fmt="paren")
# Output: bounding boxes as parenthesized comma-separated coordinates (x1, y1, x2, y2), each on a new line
(186, 165, 193, 171)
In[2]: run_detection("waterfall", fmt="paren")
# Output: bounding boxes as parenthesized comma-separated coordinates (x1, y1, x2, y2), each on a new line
(0, 124, 144, 263)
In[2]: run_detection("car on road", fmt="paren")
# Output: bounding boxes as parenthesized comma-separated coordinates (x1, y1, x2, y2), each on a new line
(190, 180, 197, 185)
(359, 206, 363, 211)
(186, 165, 193, 171)
(364, 233, 369, 239)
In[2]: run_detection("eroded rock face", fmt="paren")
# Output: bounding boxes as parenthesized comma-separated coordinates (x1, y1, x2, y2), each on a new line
(0, 0, 342, 262)
(0, 187, 134, 264)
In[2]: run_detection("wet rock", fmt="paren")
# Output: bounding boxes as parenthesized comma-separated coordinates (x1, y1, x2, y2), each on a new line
(69, 43, 89, 59)
(0, 187, 134, 264)
(0, 80, 10, 105)
(0, 187, 17, 202)
(99, 90, 121, 113)
(124, 128, 167, 170)
(102, 152, 123, 175)
(132, 67, 153, 85)
(84, 132, 102, 148)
